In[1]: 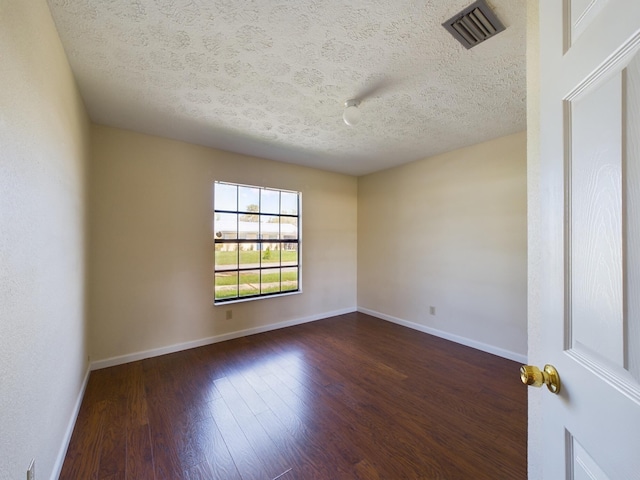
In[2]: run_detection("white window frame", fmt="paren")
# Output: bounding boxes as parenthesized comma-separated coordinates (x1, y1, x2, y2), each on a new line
(213, 181, 301, 304)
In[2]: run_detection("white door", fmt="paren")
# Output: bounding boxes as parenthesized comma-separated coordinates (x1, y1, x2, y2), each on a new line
(537, 0, 640, 478)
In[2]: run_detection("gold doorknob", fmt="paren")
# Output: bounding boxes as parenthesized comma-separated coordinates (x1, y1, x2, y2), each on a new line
(520, 364, 561, 394)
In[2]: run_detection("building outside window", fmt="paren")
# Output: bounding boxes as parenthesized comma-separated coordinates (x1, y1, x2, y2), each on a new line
(213, 181, 300, 303)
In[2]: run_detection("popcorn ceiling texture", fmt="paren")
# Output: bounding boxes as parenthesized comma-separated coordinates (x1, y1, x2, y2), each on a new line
(47, 0, 526, 175)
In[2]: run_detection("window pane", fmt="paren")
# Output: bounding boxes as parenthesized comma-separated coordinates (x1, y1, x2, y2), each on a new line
(281, 191, 298, 215)
(282, 243, 298, 266)
(215, 243, 238, 270)
(281, 267, 298, 292)
(239, 270, 260, 297)
(238, 215, 259, 240)
(215, 213, 237, 240)
(238, 186, 259, 213)
(261, 268, 280, 294)
(281, 218, 298, 240)
(215, 183, 237, 211)
(260, 215, 280, 240)
(215, 271, 238, 300)
(239, 244, 259, 268)
(261, 189, 279, 214)
(214, 182, 300, 303)
(261, 243, 280, 267)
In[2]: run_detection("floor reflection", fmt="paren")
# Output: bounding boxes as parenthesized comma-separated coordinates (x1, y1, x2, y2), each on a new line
(206, 348, 310, 463)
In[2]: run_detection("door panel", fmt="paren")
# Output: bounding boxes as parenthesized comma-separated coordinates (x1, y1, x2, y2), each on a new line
(567, 68, 623, 369)
(568, 433, 611, 480)
(538, 0, 640, 478)
(567, 0, 610, 48)
(564, 43, 640, 398)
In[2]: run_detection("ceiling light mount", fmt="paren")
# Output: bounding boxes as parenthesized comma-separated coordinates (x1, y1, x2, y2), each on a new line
(343, 99, 361, 126)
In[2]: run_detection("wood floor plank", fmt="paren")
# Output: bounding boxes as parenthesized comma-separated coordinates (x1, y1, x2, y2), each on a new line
(126, 362, 149, 428)
(192, 415, 242, 480)
(253, 374, 357, 479)
(126, 424, 155, 480)
(258, 370, 387, 479)
(208, 396, 271, 480)
(276, 316, 526, 478)
(99, 473, 125, 480)
(144, 369, 184, 480)
(214, 377, 292, 477)
(226, 372, 270, 416)
(97, 400, 127, 479)
(184, 461, 212, 480)
(263, 348, 466, 479)
(254, 408, 328, 480)
(282, 318, 524, 478)
(59, 399, 108, 480)
(60, 312, 526, 479)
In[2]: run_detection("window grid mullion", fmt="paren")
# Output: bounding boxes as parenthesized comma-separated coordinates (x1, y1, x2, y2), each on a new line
(214, 182, 300, 303)
(259, 187, 262, 274)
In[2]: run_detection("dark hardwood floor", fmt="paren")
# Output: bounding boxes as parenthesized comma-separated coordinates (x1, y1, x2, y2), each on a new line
(60, 312, 526, 479)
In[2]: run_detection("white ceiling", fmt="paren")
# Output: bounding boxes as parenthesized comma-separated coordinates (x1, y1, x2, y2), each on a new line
(47, 0, 526, 176)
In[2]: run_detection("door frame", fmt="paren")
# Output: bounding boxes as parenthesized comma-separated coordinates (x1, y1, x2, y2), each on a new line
(526, 1, 545, 477)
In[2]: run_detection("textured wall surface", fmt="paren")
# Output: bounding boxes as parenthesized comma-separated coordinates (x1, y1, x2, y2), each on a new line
(358, 131, 527, 359)
(0, 1, 90, 479)
(47, 0, 527, 175)
(88, 125, 357, 363)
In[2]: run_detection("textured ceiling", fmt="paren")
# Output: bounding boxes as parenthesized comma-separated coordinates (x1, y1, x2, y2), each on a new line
(47, 0, 526, 176)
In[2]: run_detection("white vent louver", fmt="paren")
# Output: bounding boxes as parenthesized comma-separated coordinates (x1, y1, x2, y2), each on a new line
(442, 0, 506, 49)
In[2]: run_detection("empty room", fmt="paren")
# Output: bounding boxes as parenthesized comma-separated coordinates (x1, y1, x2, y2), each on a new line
(2, 1, 639, 479)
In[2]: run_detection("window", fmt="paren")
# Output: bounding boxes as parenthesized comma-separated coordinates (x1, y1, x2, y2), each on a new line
(213, 181, 300, 303)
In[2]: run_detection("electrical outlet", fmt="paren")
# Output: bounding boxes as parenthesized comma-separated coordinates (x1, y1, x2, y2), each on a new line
(429, 306, 436, 316)
(225, 309, 233, 320)
(27, 459, 35, 480)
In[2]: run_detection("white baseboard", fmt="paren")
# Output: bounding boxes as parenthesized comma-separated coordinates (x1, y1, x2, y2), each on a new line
(50, 364, 91, 480)
(357, 307, 528, 364)
(91, 307, 356, 371)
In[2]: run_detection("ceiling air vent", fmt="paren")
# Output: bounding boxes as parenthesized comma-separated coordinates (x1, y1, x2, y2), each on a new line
(442, 0, 506, 49)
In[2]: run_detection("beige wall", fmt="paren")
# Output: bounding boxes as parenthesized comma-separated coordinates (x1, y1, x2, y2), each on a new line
(88, 125, 357, 363)
(0, 1, 90, 479)
(0, 2, 531, 474)
(358, 132, 527, 359)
